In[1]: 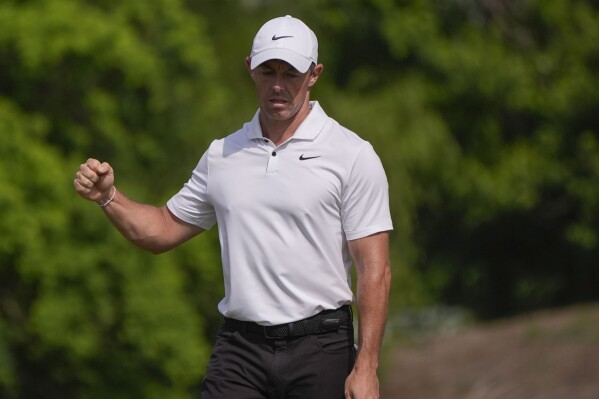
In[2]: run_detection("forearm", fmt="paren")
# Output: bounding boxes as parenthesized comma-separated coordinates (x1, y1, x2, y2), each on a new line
(344, 232, 391, 398)
(75, 159, 203, 253)
(354, 258, 391, 371)
(98, 187, 181, 253)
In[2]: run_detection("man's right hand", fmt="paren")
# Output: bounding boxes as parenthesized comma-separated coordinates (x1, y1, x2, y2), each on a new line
(73, 157, 203, 253)
(74, 158, 115, 205)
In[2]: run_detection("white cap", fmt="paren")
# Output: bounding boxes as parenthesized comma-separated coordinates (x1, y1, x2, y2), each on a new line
(250, 15, 318, 73)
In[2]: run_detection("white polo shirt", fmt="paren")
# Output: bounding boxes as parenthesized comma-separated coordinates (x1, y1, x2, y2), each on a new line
(167, 101, 393, 325)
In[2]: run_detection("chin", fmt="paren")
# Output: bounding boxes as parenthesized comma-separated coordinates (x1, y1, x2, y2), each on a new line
(265, 107, 292, 120)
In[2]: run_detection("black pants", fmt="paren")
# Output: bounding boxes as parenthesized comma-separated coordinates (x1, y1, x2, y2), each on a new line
(200, 320, 355, 398)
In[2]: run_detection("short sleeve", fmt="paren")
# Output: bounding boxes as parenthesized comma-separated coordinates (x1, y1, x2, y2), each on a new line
(166, 149, 217, 230)
(341, 142, 393, 240)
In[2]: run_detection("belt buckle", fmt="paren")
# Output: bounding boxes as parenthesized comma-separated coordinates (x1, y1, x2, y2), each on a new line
(263, 322, 293, 339)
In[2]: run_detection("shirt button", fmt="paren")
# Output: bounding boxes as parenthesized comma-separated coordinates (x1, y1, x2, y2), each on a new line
(272, 151, 277, 156)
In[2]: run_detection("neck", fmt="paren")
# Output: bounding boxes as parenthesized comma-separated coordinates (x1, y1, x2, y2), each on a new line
(260, 101, 312, 146)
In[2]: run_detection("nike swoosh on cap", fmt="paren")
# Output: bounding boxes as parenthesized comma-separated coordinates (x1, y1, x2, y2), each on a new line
(272, 35, 294, 40)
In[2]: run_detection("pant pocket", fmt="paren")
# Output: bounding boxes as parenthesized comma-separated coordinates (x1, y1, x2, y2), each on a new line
(313, 325, 354, 355)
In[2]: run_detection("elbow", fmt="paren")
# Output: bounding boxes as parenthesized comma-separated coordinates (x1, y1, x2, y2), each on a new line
(129, 237, 173, 255)
(359, 260, 391, 292)
(148, 246, 169, 255)
(385, 260, 392, 281)
(381, 261, 392, 292)
(371, 260, 392, 293)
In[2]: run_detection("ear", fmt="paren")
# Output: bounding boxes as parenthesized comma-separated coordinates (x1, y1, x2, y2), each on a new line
(245, 57, 254, 76)
(308, 64, 324, 88)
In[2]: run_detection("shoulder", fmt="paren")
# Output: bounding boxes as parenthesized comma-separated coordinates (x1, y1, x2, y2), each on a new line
(321, 116, 376, 162)
(313, 105, 368, 147)
(332, 121, 367, 147)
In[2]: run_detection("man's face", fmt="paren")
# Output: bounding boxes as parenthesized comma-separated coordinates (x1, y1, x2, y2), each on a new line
(248, 59, 322, 123)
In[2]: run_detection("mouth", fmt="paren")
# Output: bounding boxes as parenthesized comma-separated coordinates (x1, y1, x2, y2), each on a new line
(269, 98, 289, 107)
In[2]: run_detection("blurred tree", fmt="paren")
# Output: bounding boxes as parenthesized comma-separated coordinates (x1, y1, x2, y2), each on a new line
(0, 0, 225, 397)
(366, 0, 599, 317)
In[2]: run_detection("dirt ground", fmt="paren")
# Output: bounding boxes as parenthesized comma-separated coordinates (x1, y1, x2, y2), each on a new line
(381, 304, 599, 399)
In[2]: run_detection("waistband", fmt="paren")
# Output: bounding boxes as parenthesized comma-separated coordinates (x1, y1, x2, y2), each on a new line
(224, 305, 352, 339)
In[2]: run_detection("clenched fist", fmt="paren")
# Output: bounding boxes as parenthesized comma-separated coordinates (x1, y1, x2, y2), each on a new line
(74, 158, 115, 205)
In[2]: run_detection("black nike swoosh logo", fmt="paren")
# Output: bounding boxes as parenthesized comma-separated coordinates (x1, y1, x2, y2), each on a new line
(299, 154, 321, 161)
(272, 35, 294, 41)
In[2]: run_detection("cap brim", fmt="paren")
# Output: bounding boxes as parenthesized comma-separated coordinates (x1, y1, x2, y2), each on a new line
(250, 49, 312, 73)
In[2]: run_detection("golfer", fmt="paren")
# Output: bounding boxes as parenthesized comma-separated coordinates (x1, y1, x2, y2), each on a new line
(74, 15, 392, 399)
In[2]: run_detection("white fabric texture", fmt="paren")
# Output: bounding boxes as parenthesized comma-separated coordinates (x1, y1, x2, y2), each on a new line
(167, 102, 393, 325)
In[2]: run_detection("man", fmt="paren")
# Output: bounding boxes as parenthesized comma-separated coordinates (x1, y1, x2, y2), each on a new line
(74, 15, 392, 399)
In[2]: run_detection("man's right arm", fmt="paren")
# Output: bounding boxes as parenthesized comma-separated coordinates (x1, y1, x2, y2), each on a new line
(74, 158, 204, 254)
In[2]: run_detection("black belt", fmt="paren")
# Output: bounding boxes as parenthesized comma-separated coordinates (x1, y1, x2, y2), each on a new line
(224, 305, 352, 339)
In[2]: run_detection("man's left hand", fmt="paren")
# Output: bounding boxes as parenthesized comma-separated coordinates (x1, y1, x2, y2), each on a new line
(344, 367, 380, 399)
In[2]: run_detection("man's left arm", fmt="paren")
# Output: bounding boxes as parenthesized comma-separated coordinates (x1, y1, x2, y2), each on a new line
(345, 231, 391, 399)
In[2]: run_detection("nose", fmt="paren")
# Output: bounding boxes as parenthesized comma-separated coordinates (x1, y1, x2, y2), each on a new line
(272, 73, 284, 92)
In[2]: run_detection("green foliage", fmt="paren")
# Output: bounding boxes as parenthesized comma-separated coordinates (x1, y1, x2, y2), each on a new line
(0, 0, 223, 397)
(368, 0, 599, 317)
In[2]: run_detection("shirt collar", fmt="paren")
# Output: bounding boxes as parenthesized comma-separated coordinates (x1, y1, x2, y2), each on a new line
(246, 101, 328, 142)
